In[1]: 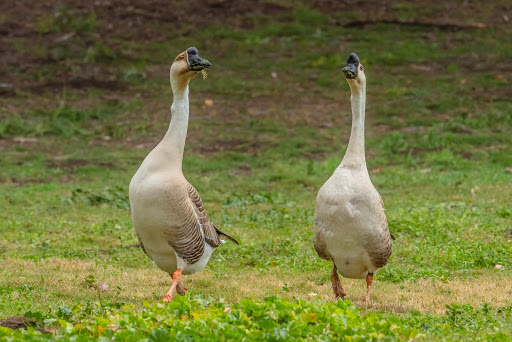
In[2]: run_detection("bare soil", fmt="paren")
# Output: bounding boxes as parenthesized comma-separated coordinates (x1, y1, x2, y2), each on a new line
(46, 159, 115, 170)
(0, 316, 36, 330)
(1, 0, 509, 92)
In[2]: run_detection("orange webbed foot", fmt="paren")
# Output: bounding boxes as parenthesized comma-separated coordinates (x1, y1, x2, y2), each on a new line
(162, 292, 174, 302)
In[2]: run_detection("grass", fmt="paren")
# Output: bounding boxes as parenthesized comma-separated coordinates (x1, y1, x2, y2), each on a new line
(1, 1, 512, 340)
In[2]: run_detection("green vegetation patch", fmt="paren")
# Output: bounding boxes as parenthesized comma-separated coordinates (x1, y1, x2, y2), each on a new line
(1, 296, 511, 341)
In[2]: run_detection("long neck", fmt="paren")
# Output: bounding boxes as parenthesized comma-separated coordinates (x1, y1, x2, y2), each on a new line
(341, 84, 366, 169)
(162, 85, 189, 170)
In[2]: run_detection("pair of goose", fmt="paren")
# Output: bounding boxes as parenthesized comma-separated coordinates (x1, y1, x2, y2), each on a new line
(129, 48, 393, 303)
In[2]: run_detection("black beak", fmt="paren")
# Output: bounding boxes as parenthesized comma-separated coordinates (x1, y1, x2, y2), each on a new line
(341, 52, 360, 79)
(187, 47, 212, 71)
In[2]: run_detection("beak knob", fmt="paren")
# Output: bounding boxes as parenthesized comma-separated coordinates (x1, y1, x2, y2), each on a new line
(346, 52, 360, 65)
(342, 52, 360, 79)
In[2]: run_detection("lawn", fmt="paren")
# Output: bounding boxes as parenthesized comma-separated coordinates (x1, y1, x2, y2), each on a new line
(1, 1, 511, 340)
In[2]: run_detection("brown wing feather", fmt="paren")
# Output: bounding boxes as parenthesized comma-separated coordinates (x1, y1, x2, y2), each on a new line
(165, 207, 205, 264)
(366, 218, 393, 268)
(187, 183, 222, 248)
(366, 196, 393, 268)
(313, 227, 332, 260)
(158, 184, 206, 264)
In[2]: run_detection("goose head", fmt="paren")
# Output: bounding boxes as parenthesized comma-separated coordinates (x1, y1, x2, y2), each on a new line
(170, 47, 212, 91)
(342, 52, 366, 90)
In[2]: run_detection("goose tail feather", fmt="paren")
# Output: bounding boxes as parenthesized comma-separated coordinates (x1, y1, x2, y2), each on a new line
(215, 227, 240, 245)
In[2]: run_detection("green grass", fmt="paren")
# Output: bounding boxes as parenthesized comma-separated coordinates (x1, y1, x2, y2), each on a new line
(1, 296, 511, 341)
(1, 2, 512, 341)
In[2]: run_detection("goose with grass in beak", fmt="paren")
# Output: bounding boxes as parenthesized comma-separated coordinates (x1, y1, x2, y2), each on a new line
(129, 47, 239, 302)
(314, 52, 394, 303)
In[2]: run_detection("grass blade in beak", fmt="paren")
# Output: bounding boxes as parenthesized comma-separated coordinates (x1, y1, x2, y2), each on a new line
(201, 70, 208, 79)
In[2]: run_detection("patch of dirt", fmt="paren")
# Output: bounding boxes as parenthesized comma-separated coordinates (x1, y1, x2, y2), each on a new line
(46, 159, 115, 170)
(197, 139, 265, 155)
(0, 316, 36, 330)
(83, 249, 109, 254)
(46, 159, 88, 169)
(30, 79, 126, 92)
(124, 243, 141, 250)
(0, 178, 46, 186)
(456, 57, 512, 74)
(230, 166, 252, 176)
(0, 0, 291, 91)
(408, 147, 440, 156)
(405, 57, 512, 81)
(471, 87, 512, 103)
(319, 0, 510, 28)
(460, 152, 472, 160)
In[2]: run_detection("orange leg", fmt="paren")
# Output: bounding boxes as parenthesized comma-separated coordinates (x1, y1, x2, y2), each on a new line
(176, 282, 188, 296)
(364, 273, 374, 303)
(331, 262, 346, 299)
(162, 269, 182, 302)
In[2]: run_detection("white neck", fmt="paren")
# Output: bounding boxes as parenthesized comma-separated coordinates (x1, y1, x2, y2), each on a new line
(341, 84, 366, 169)
(161, 85, 189, 170)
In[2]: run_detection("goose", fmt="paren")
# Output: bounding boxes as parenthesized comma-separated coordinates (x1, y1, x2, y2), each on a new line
(313, 52, 394, 303)
(129, 47, 239, 302)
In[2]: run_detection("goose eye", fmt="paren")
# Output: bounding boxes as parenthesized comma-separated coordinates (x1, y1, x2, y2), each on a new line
(360, 65, 364, 71)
